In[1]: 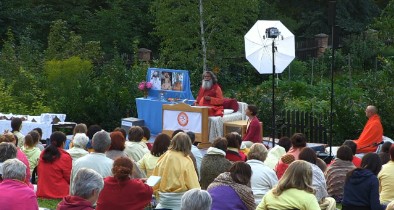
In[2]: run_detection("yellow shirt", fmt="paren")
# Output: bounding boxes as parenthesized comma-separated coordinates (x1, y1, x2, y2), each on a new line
(137, 153, 160, 177)
(378, 161, 394, 203)
(257, 188, 320, 210)
(152, 150, 200, 193)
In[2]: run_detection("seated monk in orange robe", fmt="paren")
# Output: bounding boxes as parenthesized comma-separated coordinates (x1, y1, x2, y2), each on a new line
(195, 71, 223, 116)
(353, 105, 383, 153)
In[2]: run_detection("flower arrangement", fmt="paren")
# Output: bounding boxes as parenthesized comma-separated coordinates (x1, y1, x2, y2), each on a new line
(138, 81, 153, 91)
(138, 81, 152, 98)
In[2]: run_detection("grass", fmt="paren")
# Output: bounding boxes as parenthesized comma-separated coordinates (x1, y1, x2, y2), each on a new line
(38, 198, 61, 210)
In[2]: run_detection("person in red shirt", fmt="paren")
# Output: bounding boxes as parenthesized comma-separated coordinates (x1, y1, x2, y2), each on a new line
(242, 105, 262, 148)
(195, 71, 224, 116)
(96, 157, 153, 210)
(37, 131, 72, 199)
(225, 133, 247, 162)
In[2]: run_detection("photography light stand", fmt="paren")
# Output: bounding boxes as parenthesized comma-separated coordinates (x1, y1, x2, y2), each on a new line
(266, 27, 280, 147)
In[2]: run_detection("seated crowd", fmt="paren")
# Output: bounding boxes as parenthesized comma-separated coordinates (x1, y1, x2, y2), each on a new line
(2, 116, 394, 210)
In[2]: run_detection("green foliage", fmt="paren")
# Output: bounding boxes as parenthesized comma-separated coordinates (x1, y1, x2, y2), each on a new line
(37, 198, 61, 209)
(373, 0, 394, 45)
(44, 56, 93, 117)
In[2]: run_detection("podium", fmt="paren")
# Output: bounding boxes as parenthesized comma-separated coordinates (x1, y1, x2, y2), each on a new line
(162, 103, 210, 148)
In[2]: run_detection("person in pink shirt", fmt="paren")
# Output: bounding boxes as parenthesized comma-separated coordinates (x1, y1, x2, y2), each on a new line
(0, 159, 38, 210)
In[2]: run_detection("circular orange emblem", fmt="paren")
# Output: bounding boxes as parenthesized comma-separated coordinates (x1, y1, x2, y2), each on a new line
(177, 112, 189, 127)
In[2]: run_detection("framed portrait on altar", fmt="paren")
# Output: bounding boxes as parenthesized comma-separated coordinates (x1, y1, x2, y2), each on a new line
(146, 68, 194, 100)
(150, 70, 162, 90)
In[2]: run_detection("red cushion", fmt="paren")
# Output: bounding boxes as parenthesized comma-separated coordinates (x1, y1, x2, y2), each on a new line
(223, 98, 239, 112)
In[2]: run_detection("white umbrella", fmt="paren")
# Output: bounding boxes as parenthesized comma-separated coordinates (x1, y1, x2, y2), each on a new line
(245, 20, 295, 74)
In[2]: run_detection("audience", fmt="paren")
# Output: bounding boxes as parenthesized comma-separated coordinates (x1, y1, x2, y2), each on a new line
(29, 128, 45, 151)
(299, 147, 336, 210)
(67, 133, 89, 161)
(106, 131, 145, 178)
(225, 132, 247, 162)
(200, 137, 233, 189)
(0, 142, 18, 180)
(124, 126, 150, 162)
(57, 168, 104, 210)
(342, 153, 385, 210)
(96, 157, 153, 210)
(379, 141, 392, 165)
(181, 189, 212, 210)
(106, 131, 127, 160)
(70, 130, 113, 193)
(138, 133, 171, 177)
(246, 143, 278, 205)
(21, 133, 41, 176)
(208, 162, 256, 210)
(325, 145, 356, 203)
(187, 131, 203, 176)
(0, 133, 31, 185)
(65, 123, 88, 150)
(264, 136, 291, 169)
(342, 140, 362, 167)
(141, 126, 153, 150)
(32, 128, 45, 151)
(11, 117, 25, 148)
(37, 131, 72, 198)
(275, 133, 307, 179)
(257, 160, 320, 210)
(152, 132, 200, 210)
(113, 127, 127, 139)
(0, 159, 38, 210)
(378, 144, 394, 205)
(86, 124, 102, 152)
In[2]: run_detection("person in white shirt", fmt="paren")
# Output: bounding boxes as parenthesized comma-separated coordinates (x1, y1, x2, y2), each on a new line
(246, 143, 278, 205)
(187, 131, 203, 177)
(70, 130, 113, 193)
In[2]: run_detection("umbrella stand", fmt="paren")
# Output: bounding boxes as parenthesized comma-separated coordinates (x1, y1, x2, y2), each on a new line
(271, 40, 276, 147)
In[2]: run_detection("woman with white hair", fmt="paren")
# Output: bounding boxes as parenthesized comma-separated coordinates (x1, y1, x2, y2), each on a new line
(256, 160, 320, 210)
(67, 133, 89, 161)
(57, 168, 104, 210)
(0, 159, 38, 210)
(246, 143, 278, 205)
(181, 189, 212, 210)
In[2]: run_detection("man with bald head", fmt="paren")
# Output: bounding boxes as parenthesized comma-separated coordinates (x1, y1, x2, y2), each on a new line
(353, 105, 383, 153)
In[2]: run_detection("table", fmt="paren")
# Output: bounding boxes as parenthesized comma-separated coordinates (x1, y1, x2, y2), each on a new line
(223, 120, 263, 138)
(0, 120, 52, 139)
(0, 121, 76, 140)
(136, 97, 194, 134)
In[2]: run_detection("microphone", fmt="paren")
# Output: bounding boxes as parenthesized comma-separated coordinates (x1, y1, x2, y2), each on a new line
(373, 141, 384, 146)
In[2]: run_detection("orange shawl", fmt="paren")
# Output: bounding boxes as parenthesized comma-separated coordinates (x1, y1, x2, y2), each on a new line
(354, 114, 383, 153)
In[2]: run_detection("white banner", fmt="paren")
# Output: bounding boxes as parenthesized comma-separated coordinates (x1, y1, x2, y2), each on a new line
(163, 110, 202, 133)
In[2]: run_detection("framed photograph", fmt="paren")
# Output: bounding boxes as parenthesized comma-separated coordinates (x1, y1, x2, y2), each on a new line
(172, 72, 184, 91)
(150, 70, 161, 90)
(161, 71, 173, 90)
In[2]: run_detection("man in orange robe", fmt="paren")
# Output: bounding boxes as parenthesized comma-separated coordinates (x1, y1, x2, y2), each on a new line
(195, 71, 223, 116)
(353, 105, 383, 153)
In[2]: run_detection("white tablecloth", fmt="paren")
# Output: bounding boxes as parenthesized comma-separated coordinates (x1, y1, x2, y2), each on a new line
(0, 120, 52, 139)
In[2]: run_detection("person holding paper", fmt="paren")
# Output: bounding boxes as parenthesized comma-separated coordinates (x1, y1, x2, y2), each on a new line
(195, 71, 224, 116)
(96, 157, 153, 210)
(152, 132, 200, 210)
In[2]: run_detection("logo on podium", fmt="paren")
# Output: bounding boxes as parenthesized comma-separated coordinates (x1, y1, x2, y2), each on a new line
(177, 112, 189, 127)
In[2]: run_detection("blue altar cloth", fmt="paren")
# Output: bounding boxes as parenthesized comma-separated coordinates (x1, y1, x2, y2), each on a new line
(136, 97, 195, 135)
